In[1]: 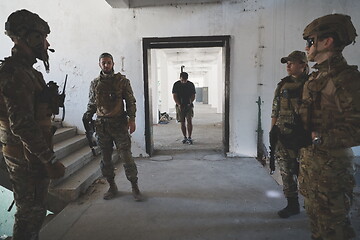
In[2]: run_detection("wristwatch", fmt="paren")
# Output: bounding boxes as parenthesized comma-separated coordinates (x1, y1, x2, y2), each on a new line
(312, 136, 322, 145)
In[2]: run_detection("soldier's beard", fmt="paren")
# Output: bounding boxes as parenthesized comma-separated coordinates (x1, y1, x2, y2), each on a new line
(29, 43, 50, 72)
(25, 32, 50, 72)
(36, 48, 50, 73)
(102, 68, 114, 75)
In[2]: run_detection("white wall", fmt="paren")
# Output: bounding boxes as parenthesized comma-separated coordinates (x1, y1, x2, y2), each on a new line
(0, 0, 359, 157)
(150, 49, 158, 124)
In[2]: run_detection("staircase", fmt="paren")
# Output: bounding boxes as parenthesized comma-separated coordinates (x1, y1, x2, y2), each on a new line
(0, 126, 107, 213)
(46, 126, 120, 213)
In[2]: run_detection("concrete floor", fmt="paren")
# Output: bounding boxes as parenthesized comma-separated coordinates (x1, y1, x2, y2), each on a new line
(39, 103, 360, 240)
(153, 103, 223, 152)
(41, 152, 312, 240)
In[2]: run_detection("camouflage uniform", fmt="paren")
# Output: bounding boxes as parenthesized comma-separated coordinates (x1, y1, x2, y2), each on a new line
(299, 14, 360, 240)
(299, 53, 359, 240)
(271, 50, 309, 218)
(0, 10, 64, 239)
(84, 71, 138, 184)
(272, 74, 308, 199)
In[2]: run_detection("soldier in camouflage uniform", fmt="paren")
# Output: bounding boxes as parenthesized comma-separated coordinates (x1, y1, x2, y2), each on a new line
(271, 51, 309, 218)
(299, 14, 360, 240)
(83, 53, 141, 201)
(0, 9, 65, 240)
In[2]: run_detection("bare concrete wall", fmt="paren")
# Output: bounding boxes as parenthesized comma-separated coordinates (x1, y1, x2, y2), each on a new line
(0, 0, 359, 157)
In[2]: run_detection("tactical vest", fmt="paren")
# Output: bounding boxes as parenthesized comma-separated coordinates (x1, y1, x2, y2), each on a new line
(275, 75, 307, 135)
(94, 73, 127, 117)
(300, 56, 360, 147)
(0, 57, 52, 158)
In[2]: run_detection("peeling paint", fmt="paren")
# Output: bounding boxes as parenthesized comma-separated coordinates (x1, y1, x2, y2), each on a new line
(59, 58, 83, 77)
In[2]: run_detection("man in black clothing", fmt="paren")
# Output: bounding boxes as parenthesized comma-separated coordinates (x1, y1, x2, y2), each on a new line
(172, 72, 196, 144)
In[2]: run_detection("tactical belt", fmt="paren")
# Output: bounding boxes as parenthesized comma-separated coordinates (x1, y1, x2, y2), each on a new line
(97, 114, 127, 122)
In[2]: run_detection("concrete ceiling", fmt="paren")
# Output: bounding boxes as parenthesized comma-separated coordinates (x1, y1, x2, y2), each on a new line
(105, 0, 223, 8)
(158, 47, 222, 77)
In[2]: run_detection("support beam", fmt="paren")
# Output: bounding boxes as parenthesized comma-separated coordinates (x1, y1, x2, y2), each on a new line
(105, 0, 129, 8)
(105, 0, 222, 8)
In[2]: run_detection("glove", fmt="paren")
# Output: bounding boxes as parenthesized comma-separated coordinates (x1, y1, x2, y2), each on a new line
(45, 161, 65, 179)
(38, 149, 56, 164)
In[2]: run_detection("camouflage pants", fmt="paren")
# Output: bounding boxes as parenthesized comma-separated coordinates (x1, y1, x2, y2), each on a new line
(299, 146, 355, 240)
(275, 141, 299, 198)
(4, 154, 49, 240)
(95, 117, 138, 183)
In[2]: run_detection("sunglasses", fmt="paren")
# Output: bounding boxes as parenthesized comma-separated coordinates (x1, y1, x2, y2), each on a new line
(306, 38, 315, 48)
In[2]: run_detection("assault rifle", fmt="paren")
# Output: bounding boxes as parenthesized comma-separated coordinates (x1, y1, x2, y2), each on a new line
(59, 75, 67, 122)
(256, 96, 266, 167)
(82, 117, 97, 156)
(46, 74, 67, 122)
(269, 125, 279, 175)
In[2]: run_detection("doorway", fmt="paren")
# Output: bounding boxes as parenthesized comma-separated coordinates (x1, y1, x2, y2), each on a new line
(142, 36, 230, 156)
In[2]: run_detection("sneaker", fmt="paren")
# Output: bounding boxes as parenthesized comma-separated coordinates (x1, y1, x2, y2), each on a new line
(182, 137, 188, 144)
(187, 137, 193, 145)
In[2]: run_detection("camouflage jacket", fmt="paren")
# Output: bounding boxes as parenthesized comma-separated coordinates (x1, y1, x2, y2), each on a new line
(85, 71, 136, 121)
(272, 74, 308, 135)
(0, 47, 53, 157)
(299, 53, 360, 148)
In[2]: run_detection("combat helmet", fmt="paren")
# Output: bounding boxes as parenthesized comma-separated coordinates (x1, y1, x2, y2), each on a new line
(303, 14, 357, 49)
(5, 9, 50, 39)
(5, 9, 52, 72)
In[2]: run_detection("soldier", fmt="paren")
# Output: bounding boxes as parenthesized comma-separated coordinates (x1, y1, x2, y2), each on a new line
(271, 51, 309, 218)
(299, 14, 360, 240)
(172, 72, 196, 144)
(83, 53, 142, 201)
(0, 9, 65, 239)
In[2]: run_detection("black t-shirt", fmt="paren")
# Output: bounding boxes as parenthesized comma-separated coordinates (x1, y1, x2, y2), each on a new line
(172, 80, 196, 105)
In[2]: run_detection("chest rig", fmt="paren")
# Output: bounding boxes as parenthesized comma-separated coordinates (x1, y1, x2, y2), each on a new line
(301, 64, 352, 132)
(94, 73, 126, 117)
(0, 57, 52, 146)
(276, 76, 307, 134)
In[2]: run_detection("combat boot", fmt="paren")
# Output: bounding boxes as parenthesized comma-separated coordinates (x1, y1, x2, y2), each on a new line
(103, 179, 118, 200)
(131, 181, 142, 201)
(278, 197, 300, 218)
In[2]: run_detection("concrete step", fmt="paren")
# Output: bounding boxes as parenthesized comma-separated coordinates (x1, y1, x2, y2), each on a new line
(49, 152, 120, 203)
(53, 134, 88, 160)
(53, 127, 77, 145)
(50, 145, 101, 187)
(0, 125, 104, 214)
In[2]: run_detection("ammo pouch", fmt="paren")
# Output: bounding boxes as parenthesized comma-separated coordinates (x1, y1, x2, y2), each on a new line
(278, 114, 311, 150)
(280, 88, 302, 99)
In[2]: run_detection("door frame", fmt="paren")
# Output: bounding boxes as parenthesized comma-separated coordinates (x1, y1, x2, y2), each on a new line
(142, 35, 231, 156)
